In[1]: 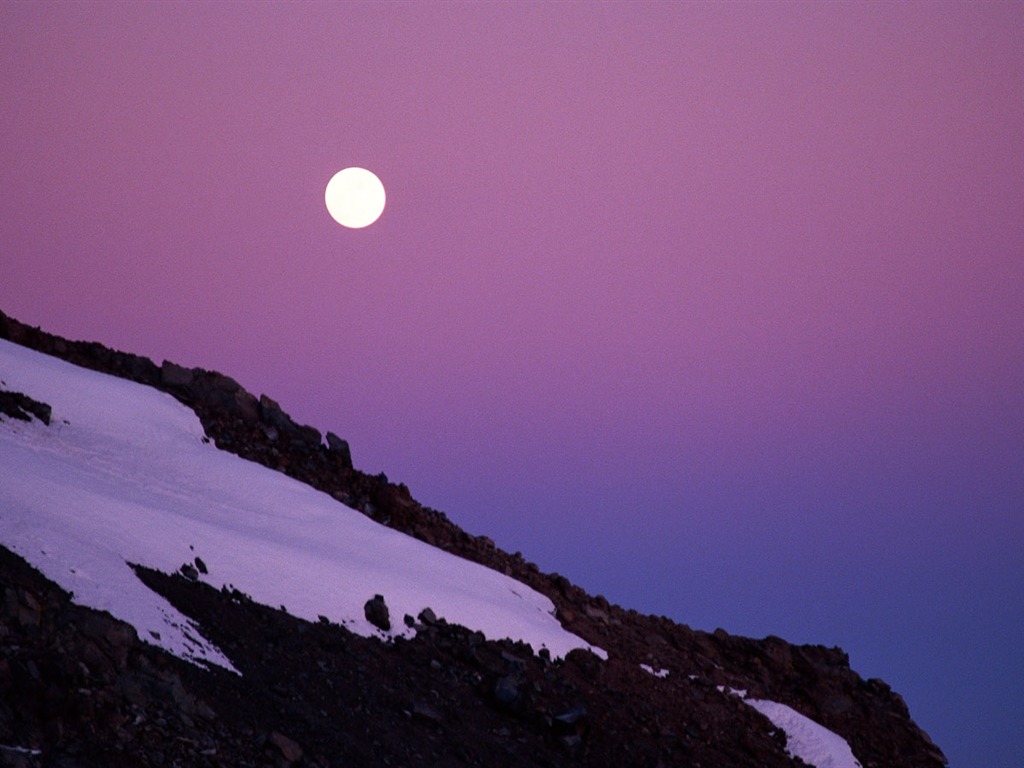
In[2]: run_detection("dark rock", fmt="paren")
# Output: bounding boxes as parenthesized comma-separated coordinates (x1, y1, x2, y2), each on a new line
(554, 704, 588, 726)
(417, 607, 438, 626)
(258, 395, 292, 430)
(493, 675, 519, 705)
(267, 730, 303, 763)
(160, 361, 194, 388)
(364, 594, 390, 632)
(232, 390, 260, 423)
(179, 563, 199, 581)
(292, 423, 322, 449)
(0, 389, 52, 425)
(326, 431, 353, 468)
(194, 557, 208, 574)
(562, 734, 583, 750)
(500, 651, 527, 672)
(410, 701, 444, 725)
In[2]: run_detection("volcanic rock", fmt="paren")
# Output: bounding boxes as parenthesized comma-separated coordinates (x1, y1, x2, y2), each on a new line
(326, 431, 353, 469)
(0, 389, 51, 425)
(179, 563, 199, 581)
(267, 730, 303, 763)
(364, 594, 391, 632)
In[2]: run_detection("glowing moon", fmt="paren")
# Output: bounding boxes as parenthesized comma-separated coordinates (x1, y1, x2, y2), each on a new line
(325, 167, 386, 228)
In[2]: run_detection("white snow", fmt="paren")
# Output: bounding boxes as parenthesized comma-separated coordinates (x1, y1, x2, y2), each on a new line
(640, 664, 669, 678)
(0, 340, 605, 672)
(745, 699, 863, 768)
(719, 686, 862, 768)
(717, 684, 748, 697)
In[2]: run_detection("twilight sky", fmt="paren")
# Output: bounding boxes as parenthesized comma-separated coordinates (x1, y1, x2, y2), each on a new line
(2, 3, 1021, 766)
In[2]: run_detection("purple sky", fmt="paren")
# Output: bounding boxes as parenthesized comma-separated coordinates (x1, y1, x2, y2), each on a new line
(2, 3, 1021, 765)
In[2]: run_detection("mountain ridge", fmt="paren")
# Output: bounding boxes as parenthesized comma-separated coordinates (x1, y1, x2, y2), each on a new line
(0, 309, 947, 767)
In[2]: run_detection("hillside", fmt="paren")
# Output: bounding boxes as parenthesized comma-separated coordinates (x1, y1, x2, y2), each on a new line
(0, 309, 947, 767)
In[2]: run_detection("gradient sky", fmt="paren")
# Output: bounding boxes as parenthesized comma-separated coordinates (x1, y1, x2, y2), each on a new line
(2, 3, 1021, 766)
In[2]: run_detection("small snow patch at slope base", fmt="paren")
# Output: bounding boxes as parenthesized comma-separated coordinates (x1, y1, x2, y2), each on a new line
(0, 340, 604, 672)
(745, 699, 863, 768)
(717, 686, 861, 768)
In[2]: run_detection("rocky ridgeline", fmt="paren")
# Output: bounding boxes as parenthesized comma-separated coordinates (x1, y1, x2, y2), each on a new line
(0, 310, 947, 767)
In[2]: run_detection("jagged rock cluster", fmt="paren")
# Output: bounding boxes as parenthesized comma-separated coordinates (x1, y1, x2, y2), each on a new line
(0, 389, 50, 426)
(0, 310, 947, 767)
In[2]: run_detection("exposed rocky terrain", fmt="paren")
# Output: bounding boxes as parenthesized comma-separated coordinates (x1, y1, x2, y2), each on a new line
(0, 309, 948, 767)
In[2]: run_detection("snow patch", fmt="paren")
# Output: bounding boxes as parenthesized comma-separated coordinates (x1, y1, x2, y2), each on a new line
(640, 664, 669, 678)
(745, 699, 863, 768)
(0, 340, 605, 672)
(717, 685, 862, 768)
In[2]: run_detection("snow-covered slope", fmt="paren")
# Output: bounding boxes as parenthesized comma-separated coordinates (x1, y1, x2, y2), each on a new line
(0, 339, 604, 671)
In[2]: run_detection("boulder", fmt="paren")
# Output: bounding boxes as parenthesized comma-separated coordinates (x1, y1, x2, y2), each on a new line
(494, 675, 519, 705)
(267, 731, 303, 763)
(231, 390, 260, 423)
(160, 361, 194, 388)
(410, 701, 444, 725)
(258, 395, 292, 430)
(364, 594, 390, 632)
(326, 431, 353, 468)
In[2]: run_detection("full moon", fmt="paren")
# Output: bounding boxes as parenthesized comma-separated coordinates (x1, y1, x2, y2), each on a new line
(324, 167, 386, 228)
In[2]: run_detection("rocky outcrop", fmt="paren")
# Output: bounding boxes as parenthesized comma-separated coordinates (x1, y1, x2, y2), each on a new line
(0, 389, 51, 426)
(0, 309, 948, 767)
(363, 594, 391, 632)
